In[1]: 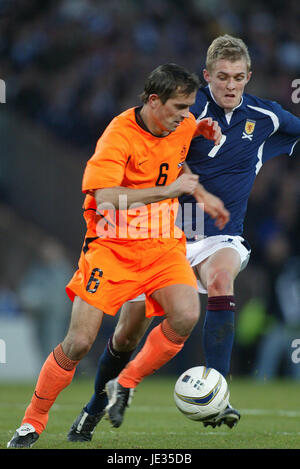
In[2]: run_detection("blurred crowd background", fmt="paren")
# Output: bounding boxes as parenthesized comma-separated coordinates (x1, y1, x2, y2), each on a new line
(0, 0, 299, 380)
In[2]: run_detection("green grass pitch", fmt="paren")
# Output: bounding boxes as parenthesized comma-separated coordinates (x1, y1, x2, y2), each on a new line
(1, 376, 300, 450)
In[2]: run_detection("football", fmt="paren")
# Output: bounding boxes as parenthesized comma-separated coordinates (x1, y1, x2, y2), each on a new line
(174, 366, 229, 421)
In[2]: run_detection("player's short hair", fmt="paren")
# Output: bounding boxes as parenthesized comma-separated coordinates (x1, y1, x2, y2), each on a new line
(206, 35, 251, 72)
(140, 63, 200, 104)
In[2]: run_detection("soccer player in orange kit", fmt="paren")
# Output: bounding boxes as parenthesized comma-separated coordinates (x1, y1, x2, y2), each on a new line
(8, 63, 228, 448)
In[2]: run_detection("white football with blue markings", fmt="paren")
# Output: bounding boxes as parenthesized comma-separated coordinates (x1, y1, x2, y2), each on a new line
(174, 366, 229, 421)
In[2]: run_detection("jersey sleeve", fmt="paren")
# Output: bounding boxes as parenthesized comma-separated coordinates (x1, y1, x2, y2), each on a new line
(82, 118, 131, 193)
(276, 102, 300, 137)
(262, 102, 300, 162)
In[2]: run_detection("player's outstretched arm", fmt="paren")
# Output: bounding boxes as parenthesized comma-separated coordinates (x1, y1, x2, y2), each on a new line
(182, 163, 230, 230)
(194, 185, 230, 230)
(94, 173, 199, 210)
(193, 117, 222, 145)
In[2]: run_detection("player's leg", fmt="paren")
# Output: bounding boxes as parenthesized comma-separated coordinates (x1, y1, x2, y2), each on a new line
(196, 247, 240, 377)
(68, 299, 151, 441)
(87, 299, 151, 414)
(7, 296, 104, 448)
(106, 283, 200, 427)
(196, 247, 241, 428)
(113, 300, 151, 352)
(117, 284, 200, 388)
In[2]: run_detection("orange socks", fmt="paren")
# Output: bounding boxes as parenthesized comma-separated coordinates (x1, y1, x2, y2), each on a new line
(22, 321, 188, 432)
(118, 319, 188, 388)
(22, 344, 79, 434)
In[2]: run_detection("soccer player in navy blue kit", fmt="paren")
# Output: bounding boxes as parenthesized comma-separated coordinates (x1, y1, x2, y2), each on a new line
(68, 35, 300, 440)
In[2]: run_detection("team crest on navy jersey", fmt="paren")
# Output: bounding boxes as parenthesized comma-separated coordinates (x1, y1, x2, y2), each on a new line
(242, 119, 256, 140)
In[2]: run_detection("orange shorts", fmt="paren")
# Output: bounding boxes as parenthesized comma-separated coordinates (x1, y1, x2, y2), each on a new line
(66, 236, 197, 317)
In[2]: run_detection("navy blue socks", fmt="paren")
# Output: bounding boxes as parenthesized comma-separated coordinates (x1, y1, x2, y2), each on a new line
(85, 336, 134, 415)
(202, 296, 235, 378)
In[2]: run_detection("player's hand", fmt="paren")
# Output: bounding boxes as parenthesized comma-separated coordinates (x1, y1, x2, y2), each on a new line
(193, 185, 230, 230)
(193, 118, 222, 145)
(168, 173, 199, 198)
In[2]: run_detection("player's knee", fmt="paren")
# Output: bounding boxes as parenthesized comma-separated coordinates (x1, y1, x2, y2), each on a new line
(169, 307, 200, 337)
(62, 333, 93, 361)
(183, 309, 200, 332)
(113, 330, 139, 352)
(207, 269, 234, 296)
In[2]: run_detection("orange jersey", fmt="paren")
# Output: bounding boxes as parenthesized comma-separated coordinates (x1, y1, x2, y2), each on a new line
(82, 107, 196, 239)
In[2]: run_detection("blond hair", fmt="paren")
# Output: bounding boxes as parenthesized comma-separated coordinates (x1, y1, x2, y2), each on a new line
(206, 35, 251, 72)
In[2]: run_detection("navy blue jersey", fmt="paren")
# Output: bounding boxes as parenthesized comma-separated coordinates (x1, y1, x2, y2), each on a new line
(180, 86, 300, 238)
